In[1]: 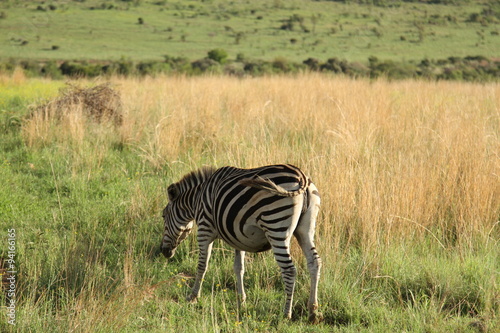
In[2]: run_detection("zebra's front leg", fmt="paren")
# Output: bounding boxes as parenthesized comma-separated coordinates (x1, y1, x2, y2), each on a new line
(234, 250, 246, 305)
(187, 240, 214, 302)
(271, 243, 296, 319)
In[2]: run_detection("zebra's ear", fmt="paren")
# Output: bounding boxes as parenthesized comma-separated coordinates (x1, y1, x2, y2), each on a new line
(167, 184, 180, 201)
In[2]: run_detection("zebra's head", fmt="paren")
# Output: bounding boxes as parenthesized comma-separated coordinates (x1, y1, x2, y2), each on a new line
(160, 183, 194, 259)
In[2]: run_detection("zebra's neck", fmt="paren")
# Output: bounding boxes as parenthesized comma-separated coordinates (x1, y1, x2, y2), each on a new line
(175, 166, 218, 217)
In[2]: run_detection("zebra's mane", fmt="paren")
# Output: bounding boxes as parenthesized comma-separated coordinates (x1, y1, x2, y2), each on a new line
(177, 166, 218, 191)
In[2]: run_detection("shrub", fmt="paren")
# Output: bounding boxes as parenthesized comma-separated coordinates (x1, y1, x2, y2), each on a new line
(41, 61, 63, 79)
(116, 57, 135, 75)
(0, 54, 498, 81)
(223, 62, 245, 76)
(236, 53, 246, 62)
(18, 60, 40, 77)
(60, 61, 102, 77)
(272, 56, 290, 72)
(191, 58, 222, 74)
(320, 57, 347, 73)
(233, 32, 244, 45)
(207, 48, 228, 64)
(346, 61, 369, 77)
(243, 59, 273, 75)
(368, 56, 418, 79)
(163, 55, 190, 72)
(280, 14, 306, 31)
(136, 61, 171, 76)
(303, 57, 321, 71)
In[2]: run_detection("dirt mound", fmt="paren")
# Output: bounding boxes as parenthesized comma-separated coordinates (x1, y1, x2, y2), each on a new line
(29, 83, 123, 125)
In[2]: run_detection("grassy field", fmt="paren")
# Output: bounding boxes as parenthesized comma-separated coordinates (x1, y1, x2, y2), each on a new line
(0, 72, 498, 332)
(1, 0, 499, 63)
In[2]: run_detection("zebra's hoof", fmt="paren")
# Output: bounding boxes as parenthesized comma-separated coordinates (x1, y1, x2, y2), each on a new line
(237, 295, 246, 306)
(308, 311, 323, 324)
(186, 294, 198, 303)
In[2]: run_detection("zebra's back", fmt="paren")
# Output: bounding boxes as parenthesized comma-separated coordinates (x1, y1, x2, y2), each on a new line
(202, 164, 311, 252)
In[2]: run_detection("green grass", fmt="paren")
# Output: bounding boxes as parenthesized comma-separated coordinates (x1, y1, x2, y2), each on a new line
(0, 76, 498, 332)
(0, 0, 498, 63)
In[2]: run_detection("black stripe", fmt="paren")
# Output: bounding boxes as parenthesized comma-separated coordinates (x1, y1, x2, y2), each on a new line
(277, 260, 293, 265)
(238, 195, 285, 236)
(215, 182, 249, 242)
(259, 204, 296, 218)
(260, 175, 298, 186)
(225, 187, 260, 240)
(268, 235, 287, 242)
(267, 226, 289, 233)
(260, 214, 293, 224)
(279, 265, 295, 271)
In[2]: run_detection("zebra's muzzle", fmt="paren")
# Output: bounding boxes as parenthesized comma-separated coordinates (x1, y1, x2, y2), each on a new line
(161, 245, 175, 259)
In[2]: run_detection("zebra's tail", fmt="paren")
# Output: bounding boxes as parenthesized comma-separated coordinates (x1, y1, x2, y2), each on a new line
(239, 175, 308, 197)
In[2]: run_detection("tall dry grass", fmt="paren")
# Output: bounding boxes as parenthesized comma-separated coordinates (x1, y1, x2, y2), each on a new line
(23, 75, 500, 254)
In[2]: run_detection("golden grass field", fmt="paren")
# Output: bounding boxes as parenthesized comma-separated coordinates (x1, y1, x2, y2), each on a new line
(23, 74, 500, 247)
(4, 73, 499, 331)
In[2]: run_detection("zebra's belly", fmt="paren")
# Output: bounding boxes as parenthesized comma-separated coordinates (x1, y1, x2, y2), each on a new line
(223, 225, 272, 253)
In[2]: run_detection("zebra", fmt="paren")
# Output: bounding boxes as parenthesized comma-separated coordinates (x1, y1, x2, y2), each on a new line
(160, 164, 322, 322)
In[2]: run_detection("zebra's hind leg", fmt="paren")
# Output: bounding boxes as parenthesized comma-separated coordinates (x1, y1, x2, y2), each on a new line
(270, 239, 297, 320)
(234, 250, 247, 305)
(294, 185, 322, 323)
(295, 235, 322, 323)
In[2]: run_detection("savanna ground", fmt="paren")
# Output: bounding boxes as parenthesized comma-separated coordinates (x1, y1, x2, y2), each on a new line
(0, 72, 499, 332)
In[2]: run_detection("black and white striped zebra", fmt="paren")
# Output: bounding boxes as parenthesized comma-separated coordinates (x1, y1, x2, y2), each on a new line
(161, 164, 322, 322)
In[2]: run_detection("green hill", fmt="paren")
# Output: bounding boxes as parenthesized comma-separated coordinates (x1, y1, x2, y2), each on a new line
(1, 0, 499, 63)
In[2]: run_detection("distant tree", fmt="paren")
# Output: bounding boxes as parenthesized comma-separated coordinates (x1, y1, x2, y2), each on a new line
(303, 58, 320, 71)
(234, 32, 244, 45)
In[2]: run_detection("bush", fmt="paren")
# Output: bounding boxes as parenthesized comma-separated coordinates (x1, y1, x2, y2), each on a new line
(272, 57, 289, 72)
(0, 55, 498, 81)
(41, 61, 63, 79)
(136, 61, 171, 76)
(19, 60, 41, 77)
(191, 58, 221, 74)
(280, 14, 306, 31)
(320, 57, 347, 73)
(303, 57, 321, 71)
(163, 55, 191, 72)
(224, 62, 245, 76)
(60, 61, 102, 77)
(242, 59, 276, 76)
(207, 49, 228, 64)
